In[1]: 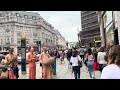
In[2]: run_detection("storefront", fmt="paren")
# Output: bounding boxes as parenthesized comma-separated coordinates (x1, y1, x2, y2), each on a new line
(103, 11, 119, 47)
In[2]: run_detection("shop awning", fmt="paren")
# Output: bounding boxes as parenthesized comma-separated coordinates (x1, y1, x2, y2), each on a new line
(95, 40, 101, 43)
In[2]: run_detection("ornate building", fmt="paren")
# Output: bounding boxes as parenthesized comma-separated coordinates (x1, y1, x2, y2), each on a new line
(0, 11, 59, 53)
(79, 11, 100, 48)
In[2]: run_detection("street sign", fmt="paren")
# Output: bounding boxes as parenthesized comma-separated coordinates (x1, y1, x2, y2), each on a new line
(21, 36, 26, 75)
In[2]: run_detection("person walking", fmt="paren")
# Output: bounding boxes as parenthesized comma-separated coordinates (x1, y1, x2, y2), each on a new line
(97, 47, 107, 72)
(85, 48, 95, 79)
(101, 45, 120, 79)
(52, 48, 58, 75)
(39, 47, 52, 79)
(79, 47, 85, 62)
(5, 46, 18, 79)
(70, 49, 82, 79)
(67, 49, 72, 68)
(93, 48, 98, 71)
(59, 49, 64, 64)
(27, 48, 36, 79)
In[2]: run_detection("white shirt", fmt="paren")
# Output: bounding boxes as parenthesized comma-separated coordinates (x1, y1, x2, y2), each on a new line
(70, 55, 82, 66)
(101, 64, 120, 79)
(97, 52, 107, 64)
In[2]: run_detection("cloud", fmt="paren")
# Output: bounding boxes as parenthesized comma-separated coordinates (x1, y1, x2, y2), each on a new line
(30, 11, 81, 42)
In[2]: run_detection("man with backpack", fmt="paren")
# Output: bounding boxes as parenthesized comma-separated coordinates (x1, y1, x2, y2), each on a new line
(79, 47, 85, 62)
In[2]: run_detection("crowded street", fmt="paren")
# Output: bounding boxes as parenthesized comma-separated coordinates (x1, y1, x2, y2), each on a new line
(18, 58, 100, 79)
(0, 11, 120, 79)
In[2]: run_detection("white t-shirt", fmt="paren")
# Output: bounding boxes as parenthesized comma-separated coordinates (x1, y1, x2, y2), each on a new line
(70, 55, 82, 66)
(101, 64, 120, 79)
(97, 52, 107, 64)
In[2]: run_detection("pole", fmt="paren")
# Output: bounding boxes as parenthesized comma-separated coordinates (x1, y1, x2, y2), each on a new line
(21, 36, 26, 75)
(39, 41, 41, 53)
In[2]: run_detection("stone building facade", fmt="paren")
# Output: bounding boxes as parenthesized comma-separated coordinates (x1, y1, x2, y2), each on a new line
(0, 11, 65, 53)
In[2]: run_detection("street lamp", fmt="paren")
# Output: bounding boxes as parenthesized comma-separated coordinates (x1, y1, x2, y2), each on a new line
(21, 36, 26, 75)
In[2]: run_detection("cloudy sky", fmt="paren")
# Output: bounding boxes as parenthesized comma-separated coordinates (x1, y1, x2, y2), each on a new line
(30, 11, 81, 42)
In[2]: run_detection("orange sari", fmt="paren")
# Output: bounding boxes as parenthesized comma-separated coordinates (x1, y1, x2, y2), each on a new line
(27, 53, 36, 79)
(39, 52, 52, 79)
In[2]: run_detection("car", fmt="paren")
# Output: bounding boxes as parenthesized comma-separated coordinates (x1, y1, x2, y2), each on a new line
(0, 51, 9, 58)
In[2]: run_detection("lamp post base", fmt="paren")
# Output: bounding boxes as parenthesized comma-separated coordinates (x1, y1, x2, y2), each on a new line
(21, 71, 26, 75)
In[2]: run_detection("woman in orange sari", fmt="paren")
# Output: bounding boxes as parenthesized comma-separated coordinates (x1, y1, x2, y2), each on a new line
(39, 47, 52, 79)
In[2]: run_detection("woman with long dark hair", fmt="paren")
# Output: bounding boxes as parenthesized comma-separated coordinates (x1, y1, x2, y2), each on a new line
(70, 48, 82, 79)
(85, 48, 95, 79)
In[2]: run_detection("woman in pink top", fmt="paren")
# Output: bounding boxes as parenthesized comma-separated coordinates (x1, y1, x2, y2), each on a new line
(85, 48, 95, 79)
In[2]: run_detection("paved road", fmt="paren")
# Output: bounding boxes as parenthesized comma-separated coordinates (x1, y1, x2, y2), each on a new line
(18, 58, 101, 79)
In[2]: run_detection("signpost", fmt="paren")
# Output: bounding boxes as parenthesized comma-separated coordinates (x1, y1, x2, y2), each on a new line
(21, 36, 26, 75)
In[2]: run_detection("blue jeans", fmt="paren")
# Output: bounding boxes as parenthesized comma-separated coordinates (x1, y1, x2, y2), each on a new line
(52, 58, 56, 75)
(87, 60, 95, 79)
(73, 66, 80, 79)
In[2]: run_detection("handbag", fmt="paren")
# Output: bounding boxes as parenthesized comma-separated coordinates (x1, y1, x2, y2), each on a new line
(77, 56, 82, 67)
(40, 63, 42, 67)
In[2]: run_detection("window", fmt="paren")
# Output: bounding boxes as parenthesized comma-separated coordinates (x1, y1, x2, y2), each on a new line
(11, 38, 12, 44)
(16, 13, 20, 17)
(33, 33, 37, 36)
(25, 20, 28, 23)
(32, 16, 36, 19)
(4, 39, 6, 44)
(26, 39, 29, 44)
(17, 32, 21, 37)
(6, 38, 10, 44)
(104, 11, 113, 28)
(33, 39, 37, 43)
(1, 39, 2, 45)
(24, 15, 28, 18)
(17, 39, 21, 44)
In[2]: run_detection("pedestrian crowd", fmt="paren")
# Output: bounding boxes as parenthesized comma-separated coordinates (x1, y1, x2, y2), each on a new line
(0, 46, 66, 79)
(66, 45, 120, 79)
(0, 45, 120, 79)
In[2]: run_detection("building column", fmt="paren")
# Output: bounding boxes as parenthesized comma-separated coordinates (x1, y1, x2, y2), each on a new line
(116, 11, 120, 45)
(100, 16, 106, 48)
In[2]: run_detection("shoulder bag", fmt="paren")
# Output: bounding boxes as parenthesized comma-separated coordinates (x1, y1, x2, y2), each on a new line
(77, 55, 82, 67)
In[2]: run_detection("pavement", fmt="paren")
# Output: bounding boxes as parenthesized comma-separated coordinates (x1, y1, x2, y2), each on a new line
(18, 58, 101, 79)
